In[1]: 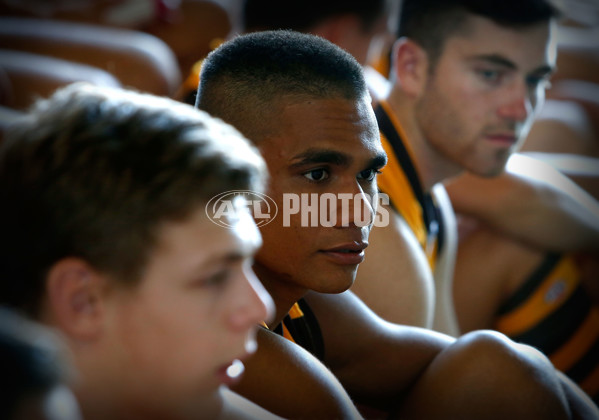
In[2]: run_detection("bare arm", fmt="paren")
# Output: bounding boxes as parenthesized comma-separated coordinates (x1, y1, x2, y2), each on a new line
(445, 153, 599, 253)
(231, 327, 362, 419)
(522, 152, 599, 200)
(305, 290, 599, 418)
(304, 289, 452, 411)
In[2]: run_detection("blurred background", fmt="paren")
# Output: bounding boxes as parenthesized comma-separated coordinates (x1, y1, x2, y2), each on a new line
(0, 0, 597, 160)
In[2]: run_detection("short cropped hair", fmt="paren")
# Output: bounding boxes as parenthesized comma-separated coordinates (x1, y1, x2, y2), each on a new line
(242, 0, 387, 33)
(195, 30, 369, 142)
(0, 83, 266, 317)
(399, 0, 561, 67)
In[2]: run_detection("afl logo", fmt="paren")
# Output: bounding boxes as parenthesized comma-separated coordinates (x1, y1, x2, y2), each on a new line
(544, 279, 566, 304)
(205, 190, 278, 228)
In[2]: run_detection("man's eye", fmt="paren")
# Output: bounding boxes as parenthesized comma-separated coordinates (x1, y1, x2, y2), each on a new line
(357, 169, 381, 181)
(477, 69, 502, 84)
(201, 270, 230, 288)
(303, 168, 329, 182)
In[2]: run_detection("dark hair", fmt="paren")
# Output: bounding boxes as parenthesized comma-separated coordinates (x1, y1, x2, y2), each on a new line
(243, 0, 387, 33)
(0, 83, 266, 317)
(399, 0, 561, 66)
(195, 30, 369, 142)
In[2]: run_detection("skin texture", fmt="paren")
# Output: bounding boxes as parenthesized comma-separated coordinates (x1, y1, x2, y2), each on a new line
(191, 28, 598, 418)
(445, 20, 599, 251)
(43, 207, 275, 420)
(424, 19, 599, 334)
(353, 202, 436, 327)
(230, 94, 386, 419)
(353, 15, 557, 334)
(409, 17, 555, 186)
(446, 157, 599, 253)
(252, 96, 386, 322)
(452, 221, 547, 332)
(349, 10, 598, 405)
(450, 154, 599, 335)
(231, 94, 458, 415)
(223, 94, 598, 418)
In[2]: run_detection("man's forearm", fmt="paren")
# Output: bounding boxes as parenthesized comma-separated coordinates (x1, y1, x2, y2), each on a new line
(445, 154, 599, 253)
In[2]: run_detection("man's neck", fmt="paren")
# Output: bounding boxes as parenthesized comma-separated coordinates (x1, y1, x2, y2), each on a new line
(252, 263, 308, 327)
(384, 91, 463, 191)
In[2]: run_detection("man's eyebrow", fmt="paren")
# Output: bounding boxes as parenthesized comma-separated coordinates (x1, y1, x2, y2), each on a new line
(289, 149, 352, 168)
(469, 54, 518, 69)
(469, 54, 556, 76)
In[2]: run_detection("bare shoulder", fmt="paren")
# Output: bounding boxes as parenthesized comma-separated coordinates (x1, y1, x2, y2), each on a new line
(231, 327, 361, 419)
(352, 202, 434, 327)
(304, 290, 454, 409)
(304, 289, 450, 363)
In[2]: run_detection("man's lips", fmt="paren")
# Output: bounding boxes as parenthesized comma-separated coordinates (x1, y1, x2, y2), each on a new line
(485, 133, 518, 144)
(323, 241, 368, 252)
(320, 241, 368, 265)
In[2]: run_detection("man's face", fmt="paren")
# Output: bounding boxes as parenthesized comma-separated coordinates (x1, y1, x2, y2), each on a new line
(415, 15, 556, 177)
(253, 96, 386, 295)
(100, 205, 273, 417)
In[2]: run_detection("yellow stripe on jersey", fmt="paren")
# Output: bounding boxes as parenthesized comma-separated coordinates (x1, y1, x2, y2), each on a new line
(262, 301, 304, 341)
(287, 302, 304, 319)
(280, 323, 296, 344)
(378, 133, 427, 249)
(376, 100, 438, 269)
(495, 257, 580, 335)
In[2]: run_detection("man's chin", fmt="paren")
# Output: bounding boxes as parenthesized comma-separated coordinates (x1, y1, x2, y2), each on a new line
(468, 161, 510, 178)
(313, 272, 357, 295)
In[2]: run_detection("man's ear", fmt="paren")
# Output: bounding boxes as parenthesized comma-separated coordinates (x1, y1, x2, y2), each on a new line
(390, 37, 429, 98)
(45, 258, 107, 341)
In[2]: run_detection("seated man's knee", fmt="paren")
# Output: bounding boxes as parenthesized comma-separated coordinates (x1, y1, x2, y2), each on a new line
(456, 330, 556, 379)
(397, 330, 570, 419)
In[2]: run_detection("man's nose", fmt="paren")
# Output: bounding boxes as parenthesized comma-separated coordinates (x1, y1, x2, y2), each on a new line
(497, 79, 533, 122)
(334, 185, 375, 229)
(229, 268, 275, 331)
